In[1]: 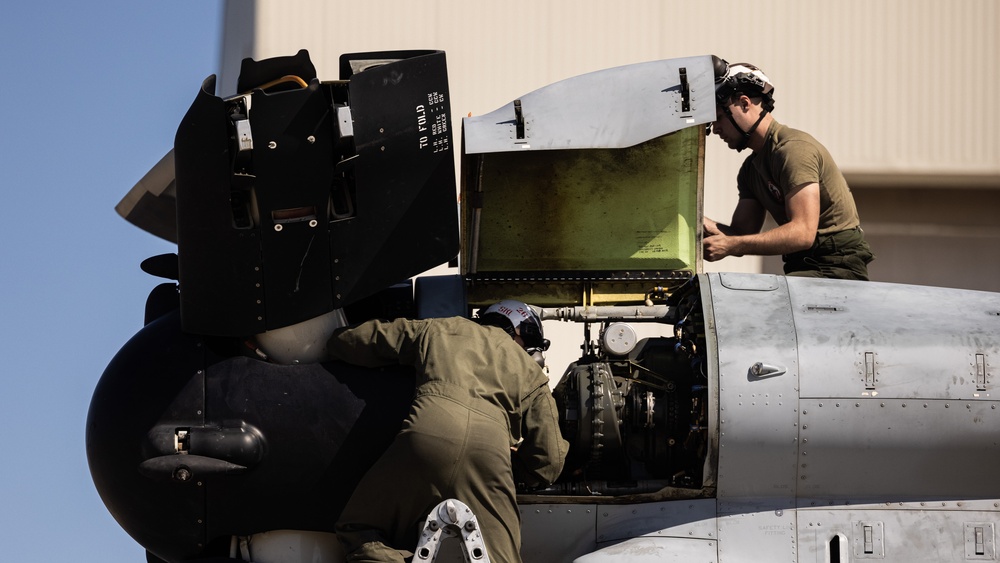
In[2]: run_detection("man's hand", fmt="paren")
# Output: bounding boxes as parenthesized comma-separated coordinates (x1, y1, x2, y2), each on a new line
(703, 217, 723, 237)
(701, 186, 818, 261)
(703, 231, 740, 261)
(702, 215, 746, 261)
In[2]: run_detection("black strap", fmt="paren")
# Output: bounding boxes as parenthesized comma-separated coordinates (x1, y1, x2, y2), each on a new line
(732, 110, 769, 152)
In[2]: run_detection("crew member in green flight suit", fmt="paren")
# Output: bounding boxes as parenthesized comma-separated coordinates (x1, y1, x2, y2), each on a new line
(327, 299, 568, 563)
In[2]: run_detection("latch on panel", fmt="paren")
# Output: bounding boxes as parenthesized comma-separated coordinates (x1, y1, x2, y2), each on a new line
(750, 362, 786, 378)
(966, 522, 995, 560)
(864, 352, 877, 390)
(975, 353, 988, 391)
(853, 521, 884, 558)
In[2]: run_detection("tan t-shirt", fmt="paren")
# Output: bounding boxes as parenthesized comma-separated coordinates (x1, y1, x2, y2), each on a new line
(737, 120, 860, 235)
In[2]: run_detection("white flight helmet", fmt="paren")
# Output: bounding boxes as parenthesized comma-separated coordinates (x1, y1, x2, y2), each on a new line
(714, 58, 775, 111)
(477, 299, 550, 353)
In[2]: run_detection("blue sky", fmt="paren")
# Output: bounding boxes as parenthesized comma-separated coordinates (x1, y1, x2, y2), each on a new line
(0, 2, 222, 561)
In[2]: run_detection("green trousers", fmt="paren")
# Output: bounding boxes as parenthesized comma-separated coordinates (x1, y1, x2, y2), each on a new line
(783, 226, 875, 281)
(335, 392, 522, 563)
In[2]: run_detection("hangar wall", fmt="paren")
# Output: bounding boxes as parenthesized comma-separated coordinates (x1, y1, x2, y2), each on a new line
(219, 0, 1000, 290)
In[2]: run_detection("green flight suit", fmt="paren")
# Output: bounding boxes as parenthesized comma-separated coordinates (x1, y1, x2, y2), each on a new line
(327, 316, 568, 563)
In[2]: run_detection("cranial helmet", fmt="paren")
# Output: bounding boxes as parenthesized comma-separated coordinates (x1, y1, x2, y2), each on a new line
(711, 56, 776, 152)
(714, 57, 775, 112)
(477, 299, 550, 352)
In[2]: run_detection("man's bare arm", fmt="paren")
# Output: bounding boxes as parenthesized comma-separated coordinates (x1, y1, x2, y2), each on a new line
(703, 183, 819, 260)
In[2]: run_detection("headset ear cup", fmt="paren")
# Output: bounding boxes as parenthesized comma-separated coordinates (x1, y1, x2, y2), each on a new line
(520, 321, 549, 351)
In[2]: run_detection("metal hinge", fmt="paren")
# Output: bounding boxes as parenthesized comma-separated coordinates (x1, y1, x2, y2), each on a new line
(513, 99, 525, 139)
(228, 94, 254, 153)
(679, 67, 690, 112)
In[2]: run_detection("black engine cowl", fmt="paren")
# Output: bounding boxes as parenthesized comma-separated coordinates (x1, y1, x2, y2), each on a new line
(86, 309, 414, 562)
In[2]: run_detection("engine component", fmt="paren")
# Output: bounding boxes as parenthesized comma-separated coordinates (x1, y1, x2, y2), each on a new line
(601, 323, 638, 356)
(552, 330, 708, 493)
